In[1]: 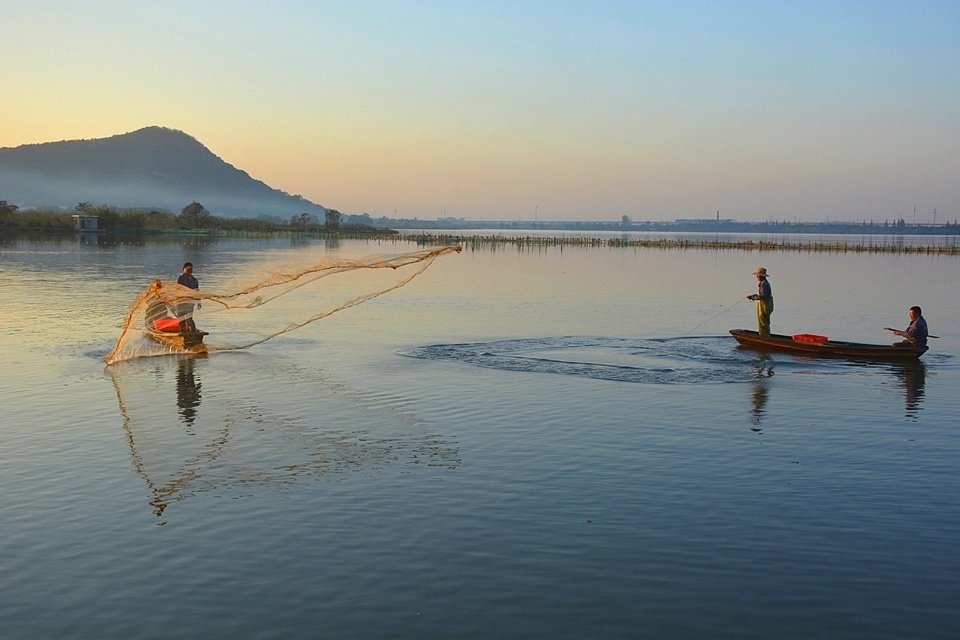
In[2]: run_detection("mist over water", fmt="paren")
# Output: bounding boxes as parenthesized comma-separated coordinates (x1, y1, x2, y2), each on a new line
(2, 236, 959, 639)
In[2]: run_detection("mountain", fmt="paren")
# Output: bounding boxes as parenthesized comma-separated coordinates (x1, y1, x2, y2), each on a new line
(0, 126, 326, 218)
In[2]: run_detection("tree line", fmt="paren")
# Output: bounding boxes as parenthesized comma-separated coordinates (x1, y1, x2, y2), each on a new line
(0, 200, 380, 235)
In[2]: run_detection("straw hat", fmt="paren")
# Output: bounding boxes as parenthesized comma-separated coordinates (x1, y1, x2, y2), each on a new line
(753, 267, 769, 277)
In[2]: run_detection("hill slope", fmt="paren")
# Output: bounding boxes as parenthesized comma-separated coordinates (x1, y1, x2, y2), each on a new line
(0, 126, 325, 217)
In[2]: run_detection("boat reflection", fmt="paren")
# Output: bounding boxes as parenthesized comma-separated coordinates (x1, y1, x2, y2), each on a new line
(107, 354, 459, 521)
(741, 353, 928, 425)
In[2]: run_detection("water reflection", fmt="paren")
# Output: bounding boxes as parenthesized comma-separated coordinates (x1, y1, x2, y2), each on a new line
(890, 361, 927, 418)
(176, 356, 202, 426)
(740, 356, 928, 424)
(749, 354, 775, 425)
(107, 354, 459, 521)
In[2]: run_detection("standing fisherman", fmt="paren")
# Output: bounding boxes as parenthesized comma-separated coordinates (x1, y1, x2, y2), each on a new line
(747, 267, 773, 336)
(176, 261, 200, 333)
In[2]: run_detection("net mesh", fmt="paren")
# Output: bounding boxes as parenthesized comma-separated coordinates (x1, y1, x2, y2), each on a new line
(104, 245, 461, 364)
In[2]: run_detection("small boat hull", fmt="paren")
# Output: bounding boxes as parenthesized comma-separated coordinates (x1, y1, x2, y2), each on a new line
(144, 329, 209, 351)
(729, 329, 927, 361)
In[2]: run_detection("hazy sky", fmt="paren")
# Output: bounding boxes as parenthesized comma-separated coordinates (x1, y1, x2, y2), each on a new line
(3, 1, 958, 222)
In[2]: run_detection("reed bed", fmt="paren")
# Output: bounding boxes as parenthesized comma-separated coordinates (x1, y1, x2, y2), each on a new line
(402, 233, 960, 255)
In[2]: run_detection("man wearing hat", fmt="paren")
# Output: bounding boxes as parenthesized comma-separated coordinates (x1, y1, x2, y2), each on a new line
(747, 267, 773, 336)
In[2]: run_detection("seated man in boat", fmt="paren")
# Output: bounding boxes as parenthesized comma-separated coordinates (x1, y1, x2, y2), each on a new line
(890, 306, 928, 349)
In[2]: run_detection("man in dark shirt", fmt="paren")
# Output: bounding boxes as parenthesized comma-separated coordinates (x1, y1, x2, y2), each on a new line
(747, 267, 774, 336)
(176, 262, 200, 332)
(890, 306, 928, 349)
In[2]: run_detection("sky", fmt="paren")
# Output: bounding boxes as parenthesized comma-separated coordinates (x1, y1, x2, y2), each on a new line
(3, 1, 959, 222)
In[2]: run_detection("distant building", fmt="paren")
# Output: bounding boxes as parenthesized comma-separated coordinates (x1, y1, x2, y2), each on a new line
(674, 218, 734, 225)
(72, 214, 100, 232)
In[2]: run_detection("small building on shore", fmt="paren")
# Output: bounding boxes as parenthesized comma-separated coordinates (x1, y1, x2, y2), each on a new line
(72, 214, 100, 232)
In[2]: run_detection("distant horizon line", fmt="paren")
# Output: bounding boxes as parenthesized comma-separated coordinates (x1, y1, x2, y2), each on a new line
(48, 207, 958, 228)
(380, 217, 957, 227)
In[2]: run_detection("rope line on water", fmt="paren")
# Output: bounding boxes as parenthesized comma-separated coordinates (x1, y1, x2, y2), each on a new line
(682, 296, 749, 336)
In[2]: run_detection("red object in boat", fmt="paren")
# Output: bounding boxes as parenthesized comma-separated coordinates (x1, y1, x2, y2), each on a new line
(153, 317, 180, 332)
(792, 334, 829, 344)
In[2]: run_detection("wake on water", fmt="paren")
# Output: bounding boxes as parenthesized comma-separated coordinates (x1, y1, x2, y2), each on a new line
(399, 335, 919, 385)
(401, 336, 761, 384)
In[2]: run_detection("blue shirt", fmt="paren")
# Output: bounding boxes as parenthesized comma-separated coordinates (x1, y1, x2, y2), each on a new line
(757, 279, 772, 300)
(177, 273, 199, 290)
(905, 316, 928, 348)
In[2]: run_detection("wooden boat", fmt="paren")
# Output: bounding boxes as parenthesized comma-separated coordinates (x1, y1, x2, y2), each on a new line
(729, 329, 927, 361)
(144, 328, 208, 350)
(144, 316, 208, 351)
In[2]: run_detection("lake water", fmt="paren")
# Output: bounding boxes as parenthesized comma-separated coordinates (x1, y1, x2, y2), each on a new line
(2, 235, 959, 639)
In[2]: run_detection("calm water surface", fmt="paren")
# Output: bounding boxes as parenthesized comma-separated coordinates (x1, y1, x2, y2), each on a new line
(2, 236, 959, 639)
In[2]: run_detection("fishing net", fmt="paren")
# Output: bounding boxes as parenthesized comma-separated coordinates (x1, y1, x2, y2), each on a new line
(104, 245, 461, 365)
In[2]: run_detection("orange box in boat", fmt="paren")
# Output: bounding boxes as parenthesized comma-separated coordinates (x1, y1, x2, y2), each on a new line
(153, 317, 180, 332)
(792, 333, 828, 344)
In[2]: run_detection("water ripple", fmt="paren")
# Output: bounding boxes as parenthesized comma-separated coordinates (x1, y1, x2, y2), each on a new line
(403, 336, 757, 384)
(400, 335, 914, 385)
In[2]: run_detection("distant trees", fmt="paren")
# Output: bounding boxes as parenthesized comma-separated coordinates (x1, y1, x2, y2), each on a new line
(144, 210, 179, 229)
(72, 202, 175, 231)
(0, 200, 18, 223)
(0, 202, 392, 236)
(180, 202, 211, 230)
(0, 207, 71, 229)
(325, 209, 342, 229)
(345, 212, 375, 227)
(117, 211, 146, 231)
(290, 212, 312, 227)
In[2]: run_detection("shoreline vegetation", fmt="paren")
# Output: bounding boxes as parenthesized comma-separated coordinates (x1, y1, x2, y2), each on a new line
(4, 227, 958, 255)
(404, 234, 960, 255)
(1, 203, 957, 254)
(0, 201, 392, 238)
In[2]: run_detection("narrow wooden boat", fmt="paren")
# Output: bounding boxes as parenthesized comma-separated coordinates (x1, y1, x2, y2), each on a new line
(144, 316, 208, 351)
(144, 328, 208, 350)
(729, 329, 927, 361)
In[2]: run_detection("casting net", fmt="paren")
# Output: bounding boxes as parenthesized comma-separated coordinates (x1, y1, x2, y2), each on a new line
(104, 245, 461, 365)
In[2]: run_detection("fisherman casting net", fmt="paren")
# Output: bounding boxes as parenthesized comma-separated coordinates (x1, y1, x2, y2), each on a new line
(104, 245, 461, 365)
